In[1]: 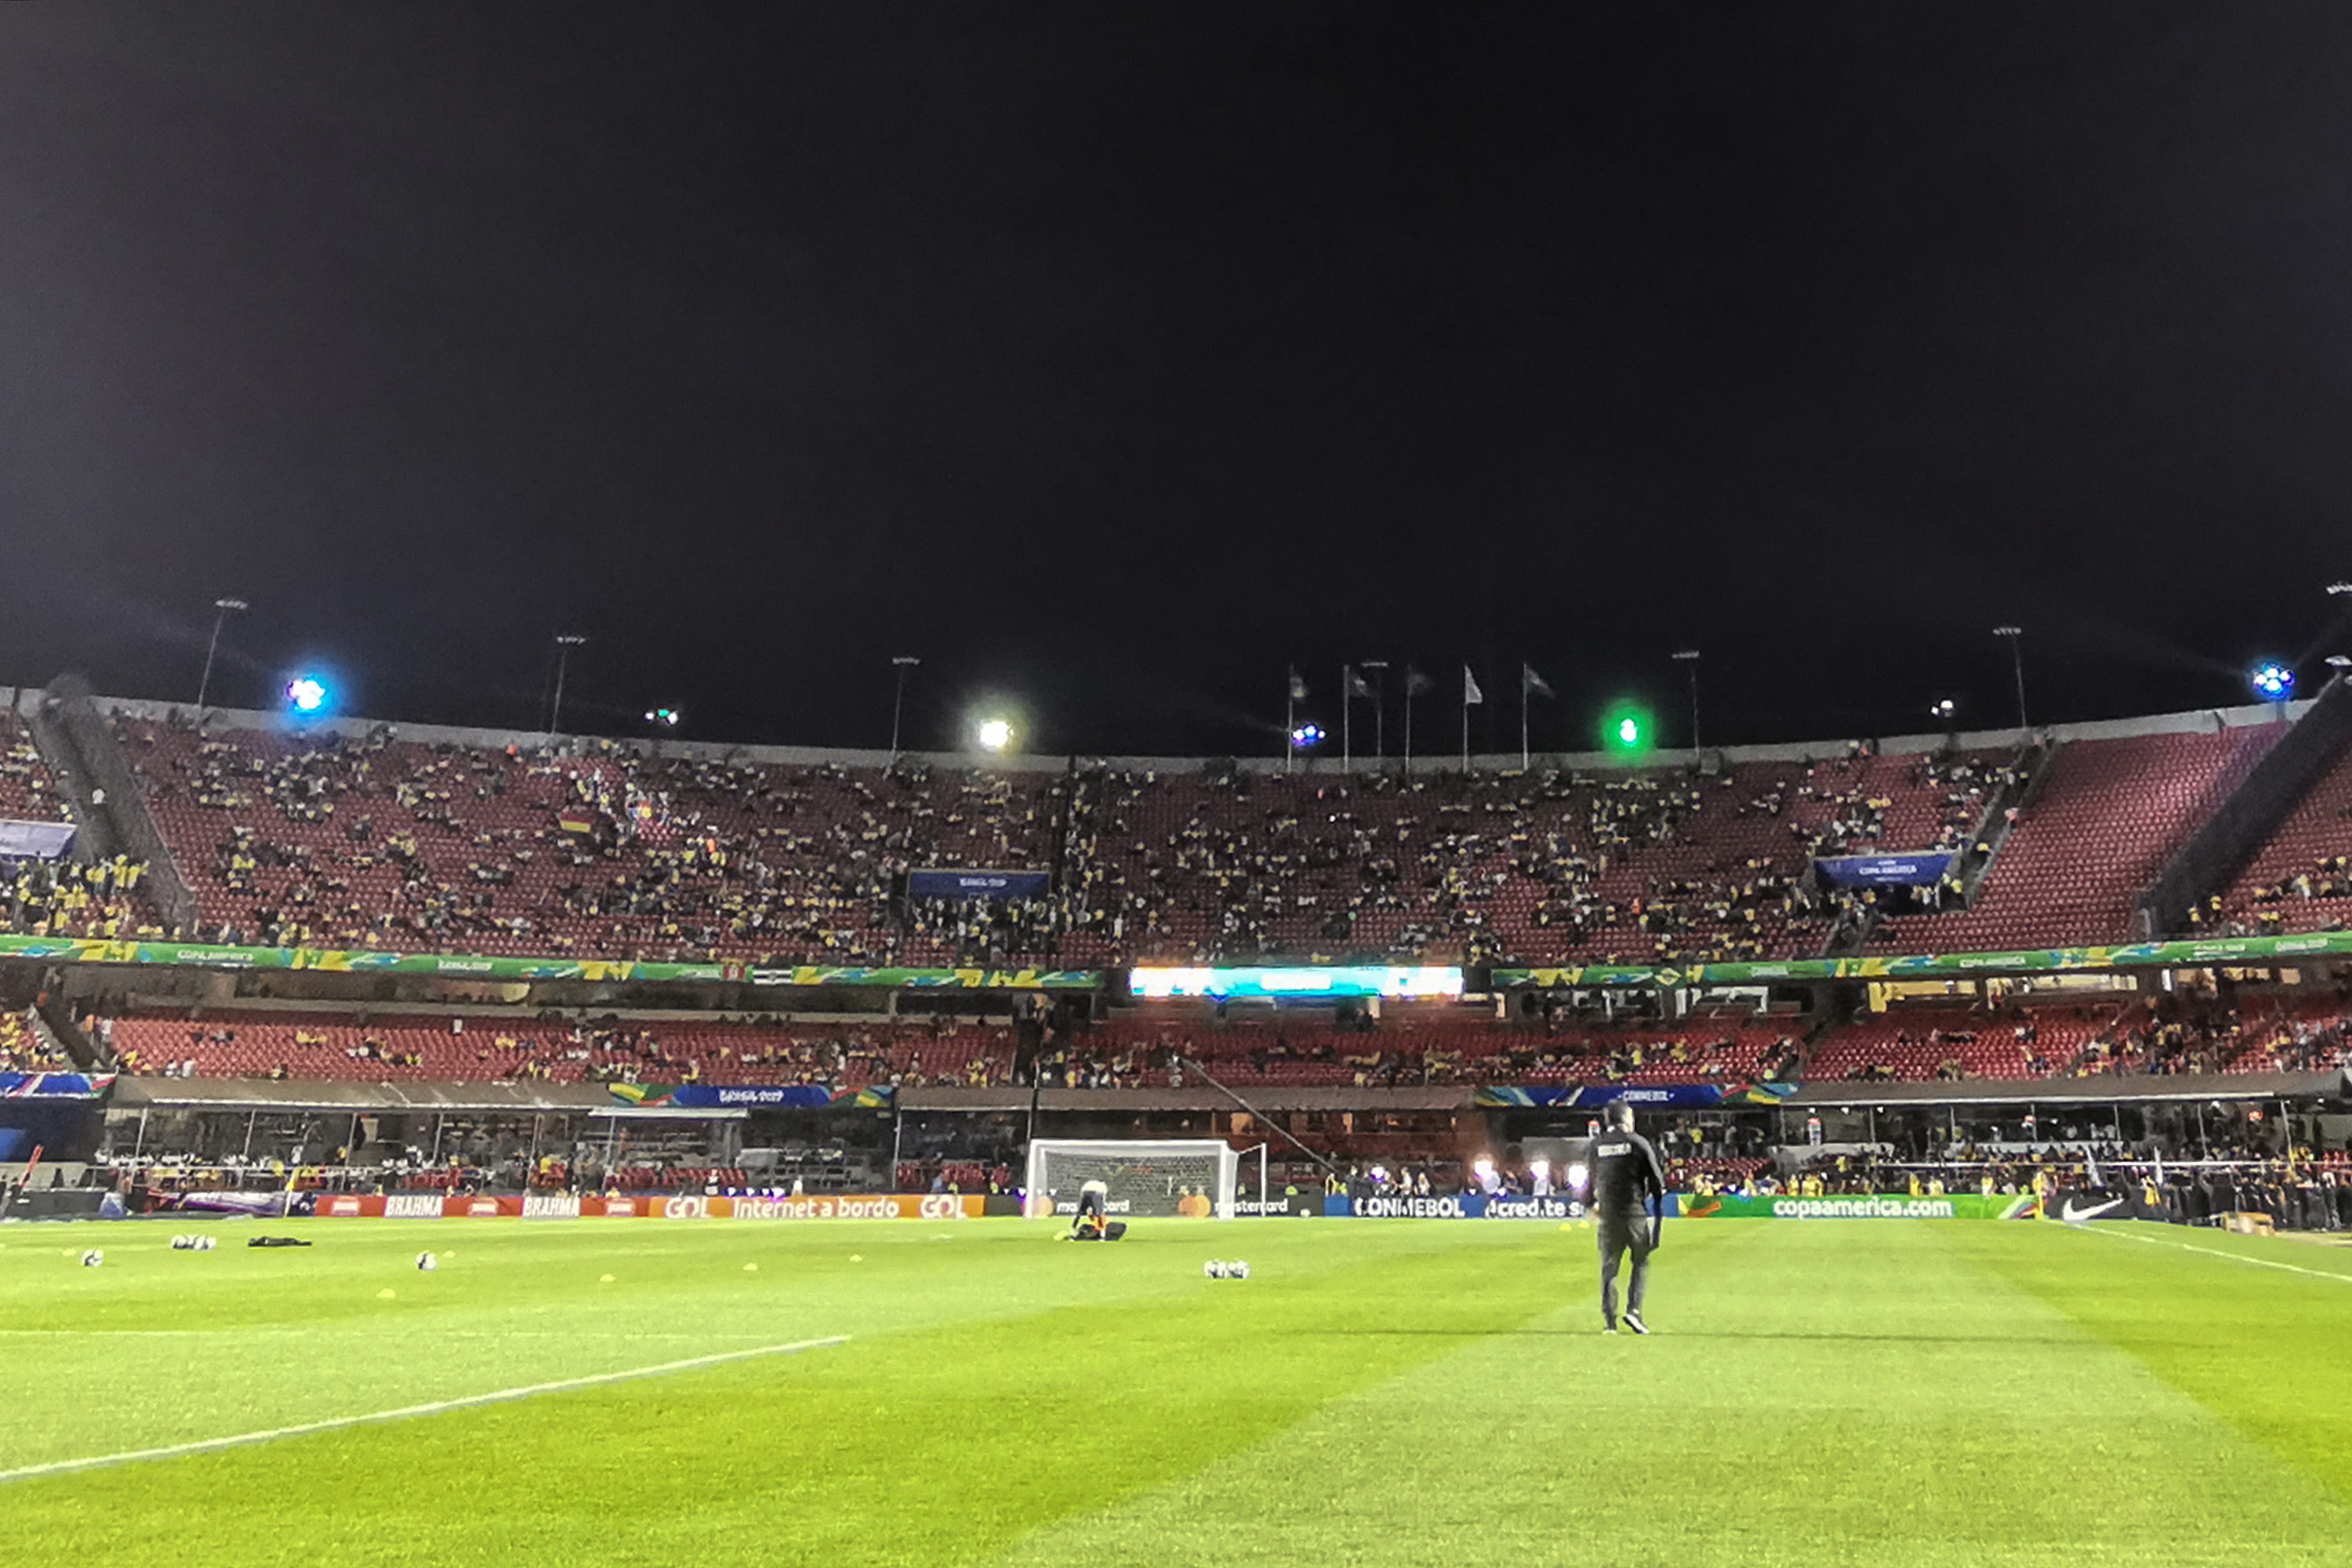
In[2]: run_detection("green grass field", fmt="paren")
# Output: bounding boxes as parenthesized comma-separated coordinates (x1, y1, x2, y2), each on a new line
(2, 1215, 2348, 1566)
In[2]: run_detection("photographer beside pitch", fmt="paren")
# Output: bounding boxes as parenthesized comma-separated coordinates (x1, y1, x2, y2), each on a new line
(1589, 1102, 1667, 1334)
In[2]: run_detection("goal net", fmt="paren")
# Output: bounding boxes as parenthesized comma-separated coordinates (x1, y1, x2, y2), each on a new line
(1025, 1138, 1240, 1221)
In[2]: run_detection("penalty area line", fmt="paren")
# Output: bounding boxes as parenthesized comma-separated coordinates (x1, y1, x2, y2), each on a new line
(0, 1334, 848, 1486)
(2065, 1222, 2352, 1286)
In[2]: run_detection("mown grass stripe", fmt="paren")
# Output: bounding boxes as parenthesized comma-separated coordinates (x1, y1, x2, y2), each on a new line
(0, 1334, 848, 1486)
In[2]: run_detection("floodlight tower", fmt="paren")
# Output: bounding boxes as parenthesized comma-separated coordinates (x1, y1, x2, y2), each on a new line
(1993, 626, 2027, 734)
(1671, 649, 1702, 751)
(194, 597, 248, 712)
(548, 634, 587, 736)
(889, 655, 921, 758)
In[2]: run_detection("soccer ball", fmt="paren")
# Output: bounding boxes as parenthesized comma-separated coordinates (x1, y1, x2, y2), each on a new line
(169, 1234, 193, 1250)
(415, 1251, 438, 1272)
(79, 1250, 103, 1268)
(196, 1236, 216, 1252)
(1230, 1260, 1250, 1279)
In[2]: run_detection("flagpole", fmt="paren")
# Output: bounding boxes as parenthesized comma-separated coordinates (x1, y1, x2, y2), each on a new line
(1285, 682, 1295, 775)
(1341, 666, 1352, 776)
(1403, 684, 1414, 778)
(1521, 677, 1530, 773)
(1461, 693, 1469, 774)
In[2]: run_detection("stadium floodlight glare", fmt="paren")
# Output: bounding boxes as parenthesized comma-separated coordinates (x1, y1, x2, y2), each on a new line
(1599, 699, 1653, 755)
(2328, 655, 2352, 677)
(2328, 582, 2352, 597)
(1290, 721, 1326, 749)
(644, 706, 681, 728)
(2250, 662, 2296, 702)
(284, 674, 332, 717)
(975, 716, 1015, 753)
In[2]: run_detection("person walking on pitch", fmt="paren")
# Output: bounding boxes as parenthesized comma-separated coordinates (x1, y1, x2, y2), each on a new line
(1589, 1102, 1666, 1334)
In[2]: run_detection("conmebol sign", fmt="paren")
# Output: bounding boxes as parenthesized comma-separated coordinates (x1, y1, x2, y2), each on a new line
(1127, 966, 1463, 1000)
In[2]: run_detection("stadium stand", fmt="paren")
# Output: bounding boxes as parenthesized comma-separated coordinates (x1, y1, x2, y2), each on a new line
(105, 1009, 1018, 1087)
(0, 710, 69, 822)
(1866, 728, 2275, 953)
(0, 1007, 72, 1072)
(2212, 735, 2352, 937)
(112, 717, 1062, 964)
(1054, 748, 2005, 968)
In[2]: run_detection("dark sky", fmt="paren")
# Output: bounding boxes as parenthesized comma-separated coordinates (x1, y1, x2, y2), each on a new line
(6, 5, 2352, 758)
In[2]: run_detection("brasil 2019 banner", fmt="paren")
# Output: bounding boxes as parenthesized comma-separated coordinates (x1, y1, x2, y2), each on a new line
(607, 1083, 892, 1110)
(1678, 1192, 2037, 1221)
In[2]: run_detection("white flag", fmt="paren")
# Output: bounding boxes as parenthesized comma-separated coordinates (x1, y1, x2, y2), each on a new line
(1463, 665, 1484, 706)
(1522, 663, 1555, 699)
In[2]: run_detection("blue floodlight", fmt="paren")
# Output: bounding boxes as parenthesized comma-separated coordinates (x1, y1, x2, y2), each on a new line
(285, 674, 332, 716)
(2249, 662, 2296, 702)
(1289, 721, 1326, 749)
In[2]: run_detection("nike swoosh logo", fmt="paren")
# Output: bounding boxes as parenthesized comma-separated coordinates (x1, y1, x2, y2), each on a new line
(2061, 1198, 2124, 1223)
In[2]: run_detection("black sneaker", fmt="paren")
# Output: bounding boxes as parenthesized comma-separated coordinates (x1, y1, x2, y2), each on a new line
(1602, 1323, 1617, 1334)
(1622, 1309, 1650, 1336)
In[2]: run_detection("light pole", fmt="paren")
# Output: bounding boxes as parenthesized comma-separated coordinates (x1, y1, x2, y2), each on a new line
(1931, 698, 1957, 750)
(1360, 661, 1388, 764)
(548, 634, 587, 735)
(1993, 626, 2027, 734)
(1671, 649, 1702, 752)
(889, 655, 920, 758)
(194, 598, 248, 712)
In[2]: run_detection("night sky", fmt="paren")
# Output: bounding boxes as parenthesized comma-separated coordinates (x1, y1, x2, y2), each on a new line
(6, 5, 2352, 759)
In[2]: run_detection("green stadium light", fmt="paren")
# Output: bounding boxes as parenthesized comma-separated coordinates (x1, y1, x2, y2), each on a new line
(1599, 700, 1653, 755)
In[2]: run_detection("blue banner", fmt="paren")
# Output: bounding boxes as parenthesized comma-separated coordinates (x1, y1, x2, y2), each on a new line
(906, 869, 1051, 900)
(0, 1070, 114, 1099)
(0, 819, 74, 860)
(1813, 852, 1955, 888)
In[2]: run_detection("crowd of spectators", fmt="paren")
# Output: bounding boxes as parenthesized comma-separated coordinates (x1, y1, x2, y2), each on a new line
(1, 855, 157, 941)
(0, 1007, 71, 1072)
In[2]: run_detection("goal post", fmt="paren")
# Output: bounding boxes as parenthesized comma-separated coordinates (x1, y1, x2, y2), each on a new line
(1024, 1138, 1240, 1221)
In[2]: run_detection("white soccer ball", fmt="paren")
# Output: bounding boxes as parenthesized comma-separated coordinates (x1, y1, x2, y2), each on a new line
(1204, 1259, 1231, 1278)
(169, 1234, 192, 1250)
(415, 1251, 438, 1272)
(1231, 1260, 1250, 1279)
(196, 1236, 216, 1252)
(80, 1250, 103, 1268)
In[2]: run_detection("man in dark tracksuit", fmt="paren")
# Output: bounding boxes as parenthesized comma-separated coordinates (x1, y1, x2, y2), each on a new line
(1590, 1102, 1667, 1334)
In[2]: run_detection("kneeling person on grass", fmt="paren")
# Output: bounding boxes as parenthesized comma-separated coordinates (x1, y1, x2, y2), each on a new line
(1591, 1102, 1666, 1335)
(1068, 1178, 1126, 1240)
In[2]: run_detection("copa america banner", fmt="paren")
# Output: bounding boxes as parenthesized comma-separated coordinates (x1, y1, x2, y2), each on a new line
(0, 819, 74, 860)
(907, 869, 1051, 900)
(1813, 851, 1955, 889)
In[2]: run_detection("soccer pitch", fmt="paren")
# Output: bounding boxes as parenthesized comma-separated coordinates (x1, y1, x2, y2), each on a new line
(4, 1218, 2349, 1566)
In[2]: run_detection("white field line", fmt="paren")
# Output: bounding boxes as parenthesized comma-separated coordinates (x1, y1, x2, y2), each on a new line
(2067, 1222, 2352, 1286)
(0, 1334, 848, 1485)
